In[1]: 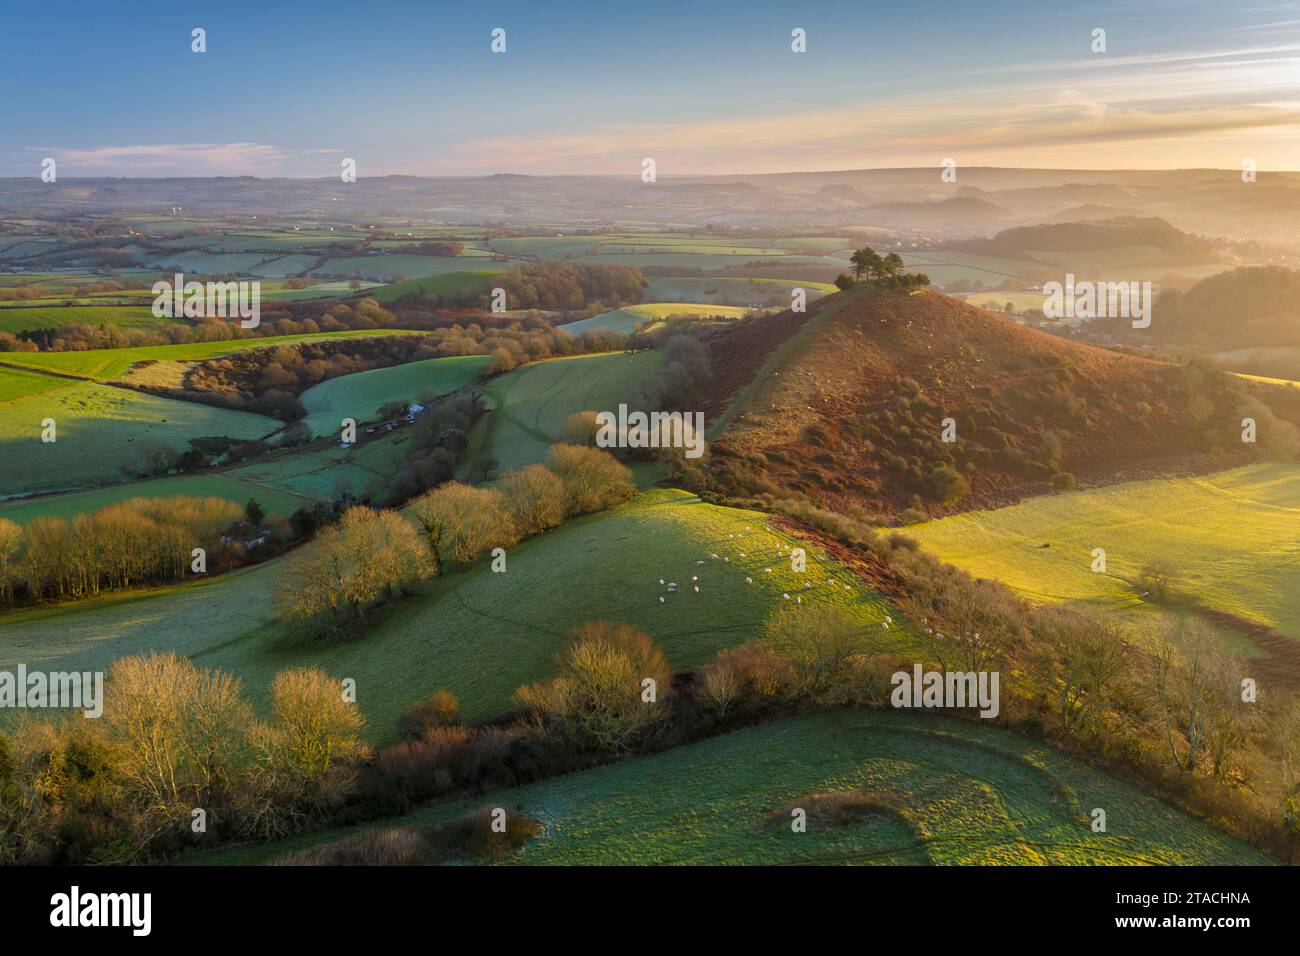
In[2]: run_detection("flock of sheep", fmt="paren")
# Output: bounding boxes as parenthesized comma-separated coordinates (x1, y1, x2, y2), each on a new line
(653, 524, 892, 631)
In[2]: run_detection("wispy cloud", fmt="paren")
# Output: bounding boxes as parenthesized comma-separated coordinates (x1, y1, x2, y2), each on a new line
(26, 142, 337, 176)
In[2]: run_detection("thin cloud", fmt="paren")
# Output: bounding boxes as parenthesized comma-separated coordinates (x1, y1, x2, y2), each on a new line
(28, 142, 333, 176)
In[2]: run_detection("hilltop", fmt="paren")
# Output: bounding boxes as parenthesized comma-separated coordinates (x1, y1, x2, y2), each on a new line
(695, 286, 1293, 517)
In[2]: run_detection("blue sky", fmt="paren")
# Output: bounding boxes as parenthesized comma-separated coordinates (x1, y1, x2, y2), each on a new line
(2, 0, 1298, 176)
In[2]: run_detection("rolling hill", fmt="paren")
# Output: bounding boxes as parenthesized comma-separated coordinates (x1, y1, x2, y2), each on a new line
(699, 285, 1289, 518)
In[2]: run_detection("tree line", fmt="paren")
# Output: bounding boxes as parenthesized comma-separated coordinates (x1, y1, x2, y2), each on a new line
(0, 497, 266, 606)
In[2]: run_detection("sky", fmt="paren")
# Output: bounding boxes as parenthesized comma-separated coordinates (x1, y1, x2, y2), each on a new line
(2, 0, 1298, 177)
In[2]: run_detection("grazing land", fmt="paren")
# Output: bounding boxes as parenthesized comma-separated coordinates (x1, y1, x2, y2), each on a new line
(466, 351, 664, 473)
(299, 354, 490, 436)
(199, 709, 1269, 866)
(909, 463, 1300, 642)
(0, 489, 903, 743)
(0, 380, 279, 497)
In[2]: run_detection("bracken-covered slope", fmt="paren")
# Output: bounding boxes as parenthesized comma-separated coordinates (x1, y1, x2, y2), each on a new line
(700, 286, 1286, 518)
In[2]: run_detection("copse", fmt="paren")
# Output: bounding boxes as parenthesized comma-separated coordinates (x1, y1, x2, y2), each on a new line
(497, 464, 566, 536)
(277, 507, 426, 637)
(545, 444, 638, 517)
(407, 482, 518, 573)
(5, 496, 244, 605)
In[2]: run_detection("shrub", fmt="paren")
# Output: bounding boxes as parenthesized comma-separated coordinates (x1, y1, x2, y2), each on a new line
(276, 507, 427, 636)
(514, 621, 673, 752)
(563, 410, 601, 445)
(398, 690, 461, 740)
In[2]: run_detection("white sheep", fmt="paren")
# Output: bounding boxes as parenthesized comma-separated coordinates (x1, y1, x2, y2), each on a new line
(782, 593, 790, 600)
(746, 576, 753, 584)
(694, 586, 700, 593)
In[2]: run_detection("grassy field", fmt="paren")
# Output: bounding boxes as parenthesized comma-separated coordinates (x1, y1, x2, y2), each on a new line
(0, 330, 421, 381)
(0, 365, 76, 402)
(0, 489, 904, 743)
(299, 354, 490, 437)
(467, 351, 663, 474)
(194, 709, 1268, 866)
(643, 276, 835, 306)
(909, 463, 1300, 642)
(312, 255, 499, 281)
(0, 305, 174, 334)
(559, 302, 750, 336)
(369, 270, 502, 303)
(223, 427, 412, 500)
(0, 474, 312, 523)
(0, 381, 279, 497)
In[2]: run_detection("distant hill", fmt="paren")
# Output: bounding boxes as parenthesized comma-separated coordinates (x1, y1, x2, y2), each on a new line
(861, 196, 1011, 229)
(690, 286, 1294, 518)
(950, 216, 1219, 260)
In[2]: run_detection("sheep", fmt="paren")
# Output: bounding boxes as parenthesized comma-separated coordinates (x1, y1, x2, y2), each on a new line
(745, 576, 753, 584)
(782, 593, 790, 600)
(691, 575, 698, 582)
(659, 596, 666, 604)
(659, 578, 665, 585)
(694, 586, 700, 593)
(764, 567, 772, 573)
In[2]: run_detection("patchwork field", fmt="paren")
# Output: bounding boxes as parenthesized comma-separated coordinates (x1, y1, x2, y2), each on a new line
(909, 463, 1300, 643)
(197, 709, 1268, 866)
(0, 489, 903, 743)
(467, 351, 664, 473)
(0, 380, 279, 497)
(312, 255, 500, 281)
(369, 270, 502, 303)
(559, 302, 750, 336)
(298, 354, 490, 437)
(644, 276, 835, 306)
